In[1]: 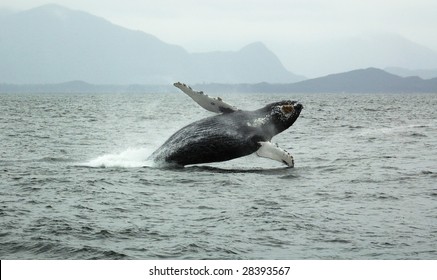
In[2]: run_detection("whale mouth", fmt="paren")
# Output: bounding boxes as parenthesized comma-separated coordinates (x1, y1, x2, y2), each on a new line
(280, 102, 303, 115)
(282, 105, 294, 114)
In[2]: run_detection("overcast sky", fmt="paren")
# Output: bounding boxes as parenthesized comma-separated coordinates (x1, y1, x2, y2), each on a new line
(2, 0, 437, 76)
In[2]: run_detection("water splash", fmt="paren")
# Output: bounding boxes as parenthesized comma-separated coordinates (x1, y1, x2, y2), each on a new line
(80, 147, 154, 168)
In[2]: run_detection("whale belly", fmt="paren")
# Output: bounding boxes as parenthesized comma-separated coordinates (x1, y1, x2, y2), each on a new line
(149, 115, 261, 166)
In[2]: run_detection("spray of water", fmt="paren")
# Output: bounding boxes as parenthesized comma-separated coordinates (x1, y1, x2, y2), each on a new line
(80, 147, 155, 168)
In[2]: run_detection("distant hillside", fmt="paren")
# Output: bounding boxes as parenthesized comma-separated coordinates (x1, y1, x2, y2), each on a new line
(281, 33, 437, 78)
(384, 67, 437, 80)
(3, 68, 437, 94)
(196, 68, 437, 93)
(0, 4, 303, 84)
(283, 68, 437, 93)
(0, 81, 175, 93)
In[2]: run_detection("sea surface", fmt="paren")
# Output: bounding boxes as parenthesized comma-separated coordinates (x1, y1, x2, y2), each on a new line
(1, 92, 436, 260)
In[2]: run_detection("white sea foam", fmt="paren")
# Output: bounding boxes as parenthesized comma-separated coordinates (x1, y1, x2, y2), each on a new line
(81, 147, 154, 168)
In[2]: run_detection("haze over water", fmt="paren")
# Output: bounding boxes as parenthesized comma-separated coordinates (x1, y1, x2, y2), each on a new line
(1, 92, 436, 259)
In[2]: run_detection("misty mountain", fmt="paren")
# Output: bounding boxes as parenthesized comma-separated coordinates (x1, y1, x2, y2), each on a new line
(0, 80, 176, 93)
(279, 33, 437, 78)
(196, 68, 437, 93)
(384, 67, 437, 80)
(286, 68, 437, 93)
(0, 4, 303, 84)
(2, 68, 436, 93)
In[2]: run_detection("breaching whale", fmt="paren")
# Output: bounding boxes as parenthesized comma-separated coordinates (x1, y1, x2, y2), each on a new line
(148, 82, 303, 167)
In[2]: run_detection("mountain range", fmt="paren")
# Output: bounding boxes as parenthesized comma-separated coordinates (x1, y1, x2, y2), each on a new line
(279, 33, 437, 79)
(0, 4, 303, 84)
(0, 4, 436, 93)
(197, 68, 437, 93)
(384, 67, 437, 80)
(2, 68, 436, 93)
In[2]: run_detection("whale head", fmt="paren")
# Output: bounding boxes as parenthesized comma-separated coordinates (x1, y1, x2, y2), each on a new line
(262, 100, 303, 137)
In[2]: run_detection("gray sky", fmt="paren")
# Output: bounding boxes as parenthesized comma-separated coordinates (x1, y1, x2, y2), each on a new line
(2, 0, 437, 77)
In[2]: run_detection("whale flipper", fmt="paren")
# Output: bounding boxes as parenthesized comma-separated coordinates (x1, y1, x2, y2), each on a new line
(256, 141, 294, 167)
(174, 82, 238, 114)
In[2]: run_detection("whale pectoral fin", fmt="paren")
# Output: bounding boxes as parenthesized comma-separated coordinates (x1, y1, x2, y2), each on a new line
(256, 141, 294, 167)
(174, 82, 238, 114)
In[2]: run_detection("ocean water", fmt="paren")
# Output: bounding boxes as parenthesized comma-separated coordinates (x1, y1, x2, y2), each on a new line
(1, 92, 436, 260)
